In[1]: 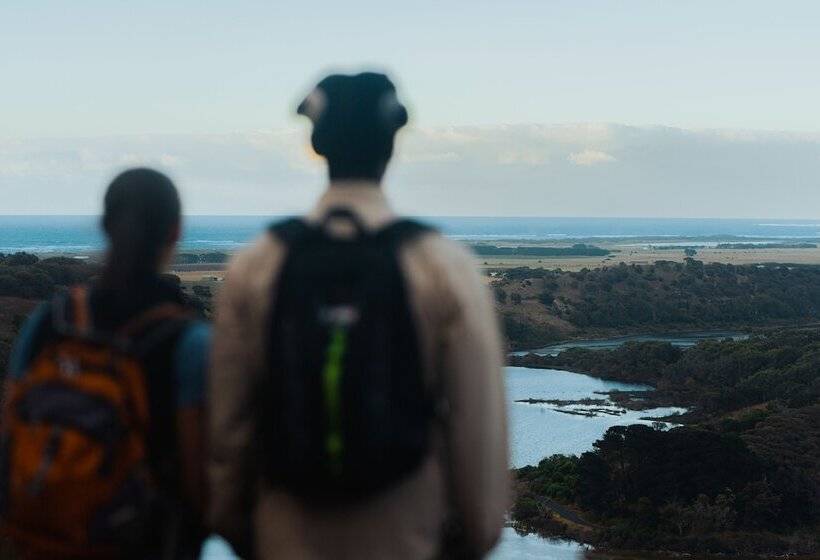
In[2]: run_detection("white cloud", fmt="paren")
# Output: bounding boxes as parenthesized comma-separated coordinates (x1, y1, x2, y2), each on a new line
(567, 149, 617, 166)
(497, 150, 549, 166)
(399, 151, 461, 163)
(2, 124, 820, 218)
(159, 154, 183, 167)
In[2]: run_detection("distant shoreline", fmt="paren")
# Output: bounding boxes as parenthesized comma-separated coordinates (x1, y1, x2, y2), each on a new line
(26, 236, 820, 279)
(5, 215, 820, 261)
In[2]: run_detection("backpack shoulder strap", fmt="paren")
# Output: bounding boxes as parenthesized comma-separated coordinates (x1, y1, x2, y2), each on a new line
(69, 286, 91, 334)
(118, 303, 191, 338)
(374, 219, 462, 548)
(119, 303, 193, 356)
(268, 217, 313, 246)
(50, 285, 92, 337)
(375, 219, 436, 248)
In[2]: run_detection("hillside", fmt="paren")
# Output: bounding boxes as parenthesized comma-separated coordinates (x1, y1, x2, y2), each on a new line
(512, 331, 820, 555)
(493, 259, 820, 349)
(2, 252, 819, 555)
(7, 253, 820, 359)
(0, 253, 207, 374)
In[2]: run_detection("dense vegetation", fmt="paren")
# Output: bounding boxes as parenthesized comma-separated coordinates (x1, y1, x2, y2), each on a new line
(3, 250, 819, 553)
(0, 253, 99, 375)
(512, 340, 684, 385)
(512, 331, 820, 554)
(174, 252, 230, 264)
(0, 253, 210, 373)
(512, 330, 820, 413)
(516, 418, 819, 554)
(472, 243, 609, 257)
(494, 260, 820, 349)
(0, 253, 99, 299)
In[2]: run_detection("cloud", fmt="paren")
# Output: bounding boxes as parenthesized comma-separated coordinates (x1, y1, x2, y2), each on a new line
(2, 124, 820, 217)
(400, 151, 462, 163)
(567, 149, 617, 166)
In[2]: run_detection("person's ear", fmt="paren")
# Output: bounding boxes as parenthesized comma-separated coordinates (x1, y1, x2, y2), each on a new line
(379, 91, 408, 131)
(298, 89, 327, 123)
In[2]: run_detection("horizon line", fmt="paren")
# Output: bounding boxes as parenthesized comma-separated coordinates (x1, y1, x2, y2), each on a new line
(2, 214, 820, 222)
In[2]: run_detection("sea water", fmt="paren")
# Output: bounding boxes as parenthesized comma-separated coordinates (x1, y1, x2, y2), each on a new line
(2, 215, 820, 253)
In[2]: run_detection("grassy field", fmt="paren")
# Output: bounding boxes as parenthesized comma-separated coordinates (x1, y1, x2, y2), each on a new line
(167, 240, 820, 279)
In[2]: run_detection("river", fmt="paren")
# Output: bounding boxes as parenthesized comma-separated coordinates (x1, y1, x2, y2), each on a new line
(488, 367, 685, 559)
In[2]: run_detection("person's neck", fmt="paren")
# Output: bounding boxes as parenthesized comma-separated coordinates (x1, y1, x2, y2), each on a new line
(327, 160, 387, 183)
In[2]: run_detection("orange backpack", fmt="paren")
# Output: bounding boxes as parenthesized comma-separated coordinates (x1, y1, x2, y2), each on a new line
(0, 286, 190, 559)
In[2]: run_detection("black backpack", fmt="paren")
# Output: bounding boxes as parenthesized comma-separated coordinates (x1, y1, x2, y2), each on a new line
(259, 207, 437, 504)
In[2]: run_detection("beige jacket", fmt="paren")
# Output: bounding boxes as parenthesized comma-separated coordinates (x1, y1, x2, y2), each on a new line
(209, 183, 509, 560)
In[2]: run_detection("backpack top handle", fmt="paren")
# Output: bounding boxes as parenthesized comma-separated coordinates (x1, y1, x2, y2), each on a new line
(319, 206, 369, 239)
(270, 208, 433, 249)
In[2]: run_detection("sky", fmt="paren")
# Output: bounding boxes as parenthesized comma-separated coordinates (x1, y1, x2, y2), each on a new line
(2, 1, 820, 217)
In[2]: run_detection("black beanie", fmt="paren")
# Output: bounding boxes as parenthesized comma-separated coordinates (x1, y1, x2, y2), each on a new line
(297, 72, 408, 172)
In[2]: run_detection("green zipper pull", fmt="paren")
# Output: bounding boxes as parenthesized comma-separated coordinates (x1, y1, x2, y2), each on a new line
(322, 326, 347, 475)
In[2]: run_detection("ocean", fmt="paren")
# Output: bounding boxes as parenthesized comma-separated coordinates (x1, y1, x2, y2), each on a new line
(2, 215, 820, 254)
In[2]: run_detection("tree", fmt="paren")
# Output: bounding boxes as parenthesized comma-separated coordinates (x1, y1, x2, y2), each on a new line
(192, 285, 212, 298)
(4, 252, 39, 266)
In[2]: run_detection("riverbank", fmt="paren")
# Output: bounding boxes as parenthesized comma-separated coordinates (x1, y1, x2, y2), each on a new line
(509, 330, 820, 557)
(508, 329, 756, 414)
(514, 503, 820, 559)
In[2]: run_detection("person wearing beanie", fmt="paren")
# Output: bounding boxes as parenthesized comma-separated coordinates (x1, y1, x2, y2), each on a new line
(209, 72, 509, 560)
